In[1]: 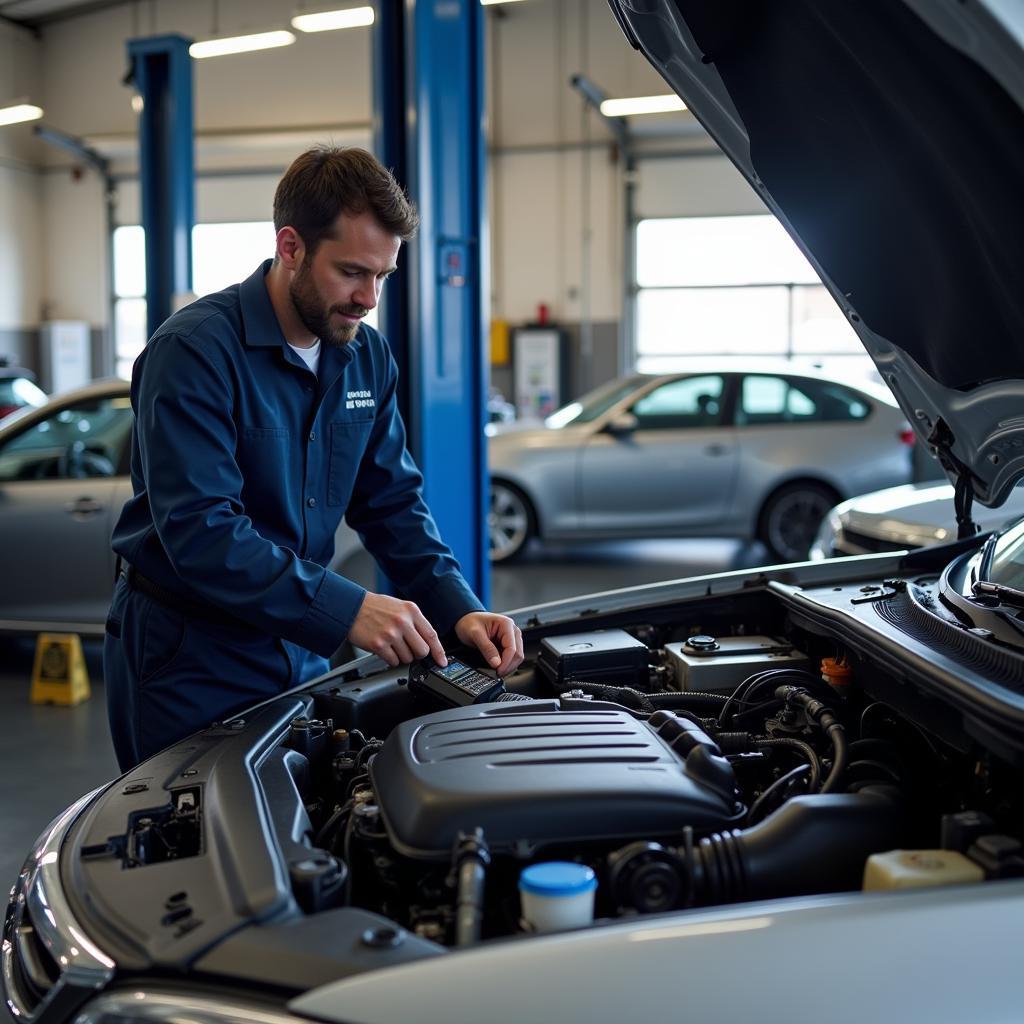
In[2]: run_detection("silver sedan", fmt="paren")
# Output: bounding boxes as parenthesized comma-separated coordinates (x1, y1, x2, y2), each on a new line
(0, 379, 365, 636)
(488, 369, 913, 564)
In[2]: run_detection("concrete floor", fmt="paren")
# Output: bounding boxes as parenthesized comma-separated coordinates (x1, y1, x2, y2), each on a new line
(0, 537, 771, 977)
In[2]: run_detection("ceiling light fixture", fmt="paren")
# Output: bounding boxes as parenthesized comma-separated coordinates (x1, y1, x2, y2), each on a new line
(189, 30, 296, 59)
(480, 0, 528, 6)
(291, 6, 374, 32)
(599, 94, 687, 117)
(0, 103, 44, 127)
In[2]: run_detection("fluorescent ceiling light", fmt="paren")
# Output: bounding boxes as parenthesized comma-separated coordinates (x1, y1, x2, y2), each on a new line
(0, 103, 44, 127)
(189, 30, 296, 59)
(292, 6, 374, 32)
(600, 94, 687, 117)
(481, 0, 528, 6)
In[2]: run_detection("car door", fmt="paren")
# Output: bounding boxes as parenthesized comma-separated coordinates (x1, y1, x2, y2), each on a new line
(580, 374, 738, 533)
(0, 393, 134, 630)
(731, 373, 873, 505)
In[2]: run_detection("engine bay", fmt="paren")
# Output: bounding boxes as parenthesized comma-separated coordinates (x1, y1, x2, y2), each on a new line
(264, 570, 1024, 947)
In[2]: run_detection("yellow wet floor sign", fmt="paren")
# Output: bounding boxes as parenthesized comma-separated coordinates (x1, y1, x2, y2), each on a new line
(30, 633, 91, 706)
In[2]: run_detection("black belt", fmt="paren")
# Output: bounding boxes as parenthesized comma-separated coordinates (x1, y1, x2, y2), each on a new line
(122, 565, 245, 627)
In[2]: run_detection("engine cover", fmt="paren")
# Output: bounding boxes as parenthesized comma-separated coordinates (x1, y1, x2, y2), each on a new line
(369, 700, 739, 859)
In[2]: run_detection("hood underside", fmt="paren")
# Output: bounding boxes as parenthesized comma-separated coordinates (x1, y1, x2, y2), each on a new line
(609, 0, 1024, 507)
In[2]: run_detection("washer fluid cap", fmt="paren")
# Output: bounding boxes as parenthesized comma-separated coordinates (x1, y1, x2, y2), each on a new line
(519, 861, 597, 897)
(685, 635, 720, 651)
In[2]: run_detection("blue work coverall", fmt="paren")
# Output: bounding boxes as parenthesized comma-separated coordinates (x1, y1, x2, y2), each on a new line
(104, 260, 483, 770)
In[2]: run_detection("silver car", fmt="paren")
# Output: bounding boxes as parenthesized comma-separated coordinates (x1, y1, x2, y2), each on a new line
(489, 368, 913, 564)
(0, 380, 364, 635)
(811, 481, 1024, 558)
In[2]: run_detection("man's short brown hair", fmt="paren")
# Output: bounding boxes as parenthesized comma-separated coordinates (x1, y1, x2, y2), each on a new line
(273, 146, 419, 253)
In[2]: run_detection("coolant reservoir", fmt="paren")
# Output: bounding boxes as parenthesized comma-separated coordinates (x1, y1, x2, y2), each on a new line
(664, 635, 811, 693)
(863, 849, 984, 891)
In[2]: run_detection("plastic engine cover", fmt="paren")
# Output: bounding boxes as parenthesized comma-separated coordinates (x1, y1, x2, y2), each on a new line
(369, 700, 738, 859)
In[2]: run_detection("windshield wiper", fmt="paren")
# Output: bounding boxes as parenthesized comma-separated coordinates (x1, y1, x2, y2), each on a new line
(972, 579, 1024, 610)
(978, 531, 999, 581)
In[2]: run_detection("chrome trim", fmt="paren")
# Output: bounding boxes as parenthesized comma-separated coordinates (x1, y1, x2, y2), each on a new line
(70, 990, 313, 1024)
(3, 788, 115, 1022)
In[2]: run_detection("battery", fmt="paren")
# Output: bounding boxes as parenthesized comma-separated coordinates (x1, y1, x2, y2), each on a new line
(537, 629, 649, 691)
(664, 635, 811, 694)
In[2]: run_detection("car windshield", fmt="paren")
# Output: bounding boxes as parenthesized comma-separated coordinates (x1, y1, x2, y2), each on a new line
(545, 376, 645, 428)
(981, 516, 1024, 593)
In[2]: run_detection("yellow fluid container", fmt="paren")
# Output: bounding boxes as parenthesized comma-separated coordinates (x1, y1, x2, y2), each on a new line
(863, 849, 984, 891)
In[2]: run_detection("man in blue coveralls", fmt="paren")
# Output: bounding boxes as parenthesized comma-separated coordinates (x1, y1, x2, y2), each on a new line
(104, 146, 523, 771)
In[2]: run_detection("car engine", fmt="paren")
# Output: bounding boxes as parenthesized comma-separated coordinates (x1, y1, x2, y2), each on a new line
(266, 586, 1023, 947)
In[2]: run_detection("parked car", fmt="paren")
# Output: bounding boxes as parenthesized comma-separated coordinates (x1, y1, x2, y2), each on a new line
(0, 380, 365, 636)
(0, 360, 46, 421)
(489, 367, 913, 563)
(7, 2, 1024, 1022)
(811, 482, 1024, 559)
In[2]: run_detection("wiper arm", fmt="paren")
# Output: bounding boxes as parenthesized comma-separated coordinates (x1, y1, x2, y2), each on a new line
(972, 579, 1024, 610)
(978, 531, 999, 581)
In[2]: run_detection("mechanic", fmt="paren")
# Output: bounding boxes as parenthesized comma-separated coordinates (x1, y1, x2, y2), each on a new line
(103, 146, 523, 771)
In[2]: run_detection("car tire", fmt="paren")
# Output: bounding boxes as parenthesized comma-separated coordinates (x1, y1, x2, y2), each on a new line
(489, 481, 535, 563)
(758, 481, 840, 563)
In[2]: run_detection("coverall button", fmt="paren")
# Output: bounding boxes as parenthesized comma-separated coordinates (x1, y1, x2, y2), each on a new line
(307, 497, 317, 508)
(309, 431, 316, 442)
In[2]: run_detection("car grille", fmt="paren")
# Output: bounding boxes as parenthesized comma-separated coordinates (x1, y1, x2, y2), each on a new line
(8, 914, 60, 1014)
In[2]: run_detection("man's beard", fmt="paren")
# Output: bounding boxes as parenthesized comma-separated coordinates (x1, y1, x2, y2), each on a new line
(289, 260, 368, 348)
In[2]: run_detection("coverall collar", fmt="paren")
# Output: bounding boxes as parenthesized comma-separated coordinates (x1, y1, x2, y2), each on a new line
(239, 259, 366, 355)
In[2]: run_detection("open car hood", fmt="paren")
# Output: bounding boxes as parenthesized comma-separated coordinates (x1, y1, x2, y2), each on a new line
(608, 0, 1024, 509)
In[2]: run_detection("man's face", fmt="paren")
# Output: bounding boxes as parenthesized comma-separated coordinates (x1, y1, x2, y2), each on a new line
(289, 210, 401, 347)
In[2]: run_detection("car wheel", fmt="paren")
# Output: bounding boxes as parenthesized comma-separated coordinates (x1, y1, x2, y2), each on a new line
(758, 481, 839, 563)
(489, 481, 534, 562)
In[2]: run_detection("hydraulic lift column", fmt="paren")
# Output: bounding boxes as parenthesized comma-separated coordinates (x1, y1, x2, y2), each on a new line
(125, 34, 195, 340)
(374, 0, 490, 604)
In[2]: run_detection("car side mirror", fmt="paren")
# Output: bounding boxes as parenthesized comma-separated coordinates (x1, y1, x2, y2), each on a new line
(605, 413, 638, 437)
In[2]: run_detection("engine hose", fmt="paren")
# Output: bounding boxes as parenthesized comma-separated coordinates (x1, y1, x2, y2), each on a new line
(775, 687, 848, 793)
(745, 764, 812, 826)
(563, 681, 655, 713)
(648, 692, 728, 712)
(754, 737, 822, 792)
(453, 829, 490, 947)
(684, 788, 903, 904)
(820, 722, 848, 793)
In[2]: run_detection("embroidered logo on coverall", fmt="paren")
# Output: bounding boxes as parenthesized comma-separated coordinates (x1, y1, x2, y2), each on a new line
(346, 390, 375, 410)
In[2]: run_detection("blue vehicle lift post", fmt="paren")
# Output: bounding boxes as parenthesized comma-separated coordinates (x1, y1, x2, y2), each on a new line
(374, 0, 490, 605)
(125, 34, 195, 340)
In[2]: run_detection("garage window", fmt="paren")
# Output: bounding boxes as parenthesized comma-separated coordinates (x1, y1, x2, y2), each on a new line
(634, 215, 870, 379)
(114, 222, 379, 379)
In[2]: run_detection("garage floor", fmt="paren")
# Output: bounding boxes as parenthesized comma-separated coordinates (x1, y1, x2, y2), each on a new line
(0, 538, 770, 924)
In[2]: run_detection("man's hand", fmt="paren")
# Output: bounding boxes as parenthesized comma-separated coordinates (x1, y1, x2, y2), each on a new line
(454, 612, 524, 676)
(348, 592, 447, 668)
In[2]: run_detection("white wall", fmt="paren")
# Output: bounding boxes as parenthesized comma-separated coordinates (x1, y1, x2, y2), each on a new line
(0, 19, 44, 332)
(38, 170, 107, 324)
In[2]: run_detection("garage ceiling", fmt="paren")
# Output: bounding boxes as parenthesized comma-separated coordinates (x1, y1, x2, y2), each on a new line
(0, 0, 125, 28)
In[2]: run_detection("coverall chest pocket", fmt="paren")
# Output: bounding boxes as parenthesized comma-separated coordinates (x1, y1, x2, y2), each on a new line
(328, 418, 374, 507)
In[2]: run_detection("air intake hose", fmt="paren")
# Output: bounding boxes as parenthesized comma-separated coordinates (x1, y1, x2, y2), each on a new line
(685, 788, 902, 905)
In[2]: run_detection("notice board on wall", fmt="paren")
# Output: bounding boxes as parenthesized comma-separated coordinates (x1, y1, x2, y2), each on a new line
(513, 327, 569, 422)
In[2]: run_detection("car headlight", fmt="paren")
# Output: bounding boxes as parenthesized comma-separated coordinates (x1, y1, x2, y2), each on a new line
(2, 790, 115, 1023)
